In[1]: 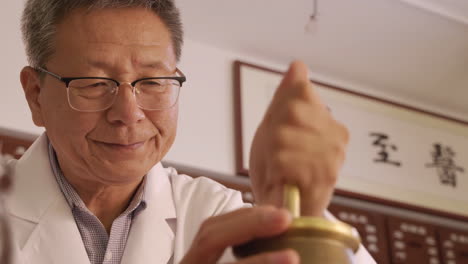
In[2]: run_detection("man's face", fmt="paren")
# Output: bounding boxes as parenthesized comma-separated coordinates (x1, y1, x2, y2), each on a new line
(28, 7, 179, 184)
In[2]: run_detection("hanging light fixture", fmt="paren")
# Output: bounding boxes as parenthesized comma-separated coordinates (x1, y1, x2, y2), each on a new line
(305, 0, 318, 33)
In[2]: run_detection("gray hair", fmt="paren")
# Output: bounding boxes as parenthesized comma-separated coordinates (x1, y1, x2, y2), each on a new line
(21, 0, 184, 68)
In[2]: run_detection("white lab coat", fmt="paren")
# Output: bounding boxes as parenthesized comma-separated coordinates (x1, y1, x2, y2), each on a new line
(6, 133, 376, 264)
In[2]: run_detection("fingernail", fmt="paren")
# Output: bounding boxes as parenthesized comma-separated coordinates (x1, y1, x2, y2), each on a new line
(264, 208, 292, 226)
(278, 208, 293, 222)
(269, 250, 299, 264)
(269, 252, 289, 264)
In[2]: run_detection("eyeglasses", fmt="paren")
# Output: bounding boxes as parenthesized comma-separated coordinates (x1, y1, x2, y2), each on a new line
(36, 67, 187, 112)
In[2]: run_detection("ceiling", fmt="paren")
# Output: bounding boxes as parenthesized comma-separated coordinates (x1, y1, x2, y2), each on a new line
(176, 0, 468, 121)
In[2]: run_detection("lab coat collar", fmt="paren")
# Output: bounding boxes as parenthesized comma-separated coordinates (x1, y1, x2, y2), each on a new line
(8, 133, 91, 263)
(7, 133, 61, 224)
(121, 162, 176, 264)
(8, 133, 177, 264)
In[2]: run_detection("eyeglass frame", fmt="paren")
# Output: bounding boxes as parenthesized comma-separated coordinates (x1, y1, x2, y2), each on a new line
(35, 67, 187, 112)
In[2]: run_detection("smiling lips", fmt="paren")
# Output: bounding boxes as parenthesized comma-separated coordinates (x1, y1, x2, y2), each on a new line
(97, 141, 146, 150)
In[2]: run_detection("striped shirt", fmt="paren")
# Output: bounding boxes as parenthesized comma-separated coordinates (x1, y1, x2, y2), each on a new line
(48, 142, 147, 264)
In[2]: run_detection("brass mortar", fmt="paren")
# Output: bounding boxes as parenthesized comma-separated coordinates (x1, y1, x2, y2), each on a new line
(234, 185, 360, 263)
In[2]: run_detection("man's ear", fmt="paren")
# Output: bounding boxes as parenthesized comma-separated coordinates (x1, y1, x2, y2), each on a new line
(20, 66, 45, 127)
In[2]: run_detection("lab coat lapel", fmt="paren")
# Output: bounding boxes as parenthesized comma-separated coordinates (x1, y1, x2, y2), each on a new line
(21, 198, 90, 264)
(7, 133, 90, 264)
(121, 163, 176, 264)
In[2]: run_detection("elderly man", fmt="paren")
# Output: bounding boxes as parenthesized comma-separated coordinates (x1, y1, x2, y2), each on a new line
(6, 0, 375, 263)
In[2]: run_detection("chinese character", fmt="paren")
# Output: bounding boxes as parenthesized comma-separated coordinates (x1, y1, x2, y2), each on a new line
(369, 132, 401, 167)
(426, 143, 464, 187)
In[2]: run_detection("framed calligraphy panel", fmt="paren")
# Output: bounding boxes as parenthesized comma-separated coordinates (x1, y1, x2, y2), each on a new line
(234, 60, 468, 220)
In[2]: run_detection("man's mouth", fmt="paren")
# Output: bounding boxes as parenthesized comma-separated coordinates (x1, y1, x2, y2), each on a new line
(94, 140, 146, 150)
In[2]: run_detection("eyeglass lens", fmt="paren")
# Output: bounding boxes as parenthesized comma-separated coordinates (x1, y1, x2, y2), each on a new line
(67, 78, 181, 112)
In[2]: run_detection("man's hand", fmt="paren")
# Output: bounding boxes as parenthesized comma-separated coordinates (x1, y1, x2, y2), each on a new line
(249, 61, 350, 216)
(180, 206, 299, 264)
(181, 61, 348, 263)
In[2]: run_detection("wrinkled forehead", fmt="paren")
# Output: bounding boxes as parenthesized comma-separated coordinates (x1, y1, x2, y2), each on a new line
(49, 7, 177, 72)
(62, 8, 170, 44)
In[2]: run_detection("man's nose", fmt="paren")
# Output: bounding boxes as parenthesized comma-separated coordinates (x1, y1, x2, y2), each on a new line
(106, 83, 145, 125)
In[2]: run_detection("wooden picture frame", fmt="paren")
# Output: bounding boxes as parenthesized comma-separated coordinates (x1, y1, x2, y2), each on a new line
(234, 60, 468, 221)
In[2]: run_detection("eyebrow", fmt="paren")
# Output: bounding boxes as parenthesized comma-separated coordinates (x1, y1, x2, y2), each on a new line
(139, 61, 171, 71)
(87, 60, 173, 73)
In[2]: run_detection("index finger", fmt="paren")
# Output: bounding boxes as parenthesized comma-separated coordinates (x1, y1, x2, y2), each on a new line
(184, 206, 292, 263)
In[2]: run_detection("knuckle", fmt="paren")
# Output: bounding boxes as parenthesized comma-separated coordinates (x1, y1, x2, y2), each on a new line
(291, 161, 310, 178)
(270, 126, 291, 148)
(240, 207, 271, 227)
(282, 100, 307, 126)
(325, 166, 339, 185)
(321, 159, 339, 185)
(340, 123, 351, 143)
(335, 121, 350, 144)
(296, 80, 314, 99)
(333, 140, 348, 167)
(330, 140, 346, 158)
(251, 208, 269, 226)
(257, 205, 278, 221)
(270, 151, 290, 172)
(307, 158, 337, 187)
(285, 162, 315, 189)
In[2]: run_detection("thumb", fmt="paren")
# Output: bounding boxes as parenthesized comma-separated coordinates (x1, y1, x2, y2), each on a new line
(272, 60, 314, 104)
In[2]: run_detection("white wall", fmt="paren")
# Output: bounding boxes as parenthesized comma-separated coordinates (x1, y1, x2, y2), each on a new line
(0, 1, 458, 176)
(0, 0, 285, 174)
(0, 0, 281, 176)
(165, 39, 291, 174)
(0, 0, 40, 135)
